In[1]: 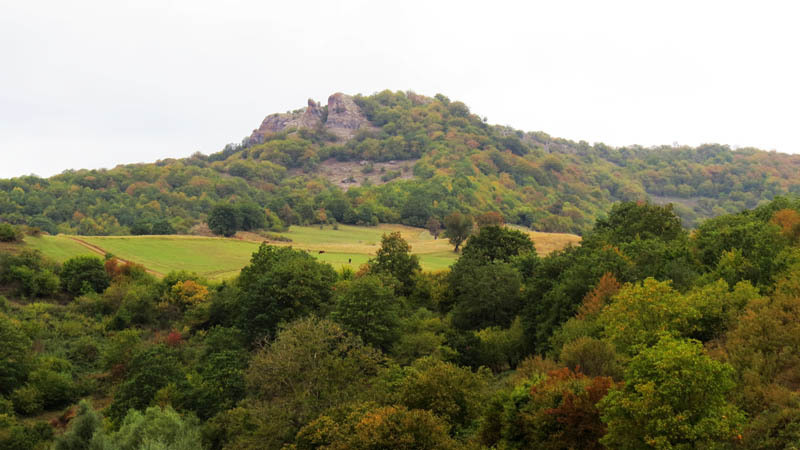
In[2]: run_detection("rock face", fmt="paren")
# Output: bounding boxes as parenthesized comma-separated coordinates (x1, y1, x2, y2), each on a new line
(249, 93, 373, 144)
(324, 93, 371, 139)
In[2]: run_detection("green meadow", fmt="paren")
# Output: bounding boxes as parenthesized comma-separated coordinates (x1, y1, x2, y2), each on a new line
(23, 224, 580, 280)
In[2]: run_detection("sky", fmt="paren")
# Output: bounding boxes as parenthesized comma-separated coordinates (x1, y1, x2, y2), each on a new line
(1, 0, 799, 178)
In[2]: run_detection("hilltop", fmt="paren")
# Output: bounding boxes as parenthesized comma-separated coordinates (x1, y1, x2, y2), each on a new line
(2, 90, 800, 236)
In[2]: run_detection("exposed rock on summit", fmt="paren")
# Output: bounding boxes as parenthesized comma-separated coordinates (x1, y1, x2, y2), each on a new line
(249, 93, 374, 144)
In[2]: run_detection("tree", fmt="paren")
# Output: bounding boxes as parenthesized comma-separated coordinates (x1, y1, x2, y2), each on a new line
(476, 211, 504, 228)
(244, 317, 384, 446)
(235, 244, 338, 342)
(479, 368, 613, 450)
(721, 278, 800, 412)
(93, 406, 202, 450)
(207, 204, 240, 237)
(771, 208, 800, 243)
(60, 255, 110, 296)
(368, 232, 421, 296)
(151, 218, 176, 235)
(107, 345, 186, 423)
(0, 223, 22, 242)
(450, 262, 523, 330)
(589, 201, 684, 246)
(0, 313, 31, 395)
(53, 400, 102, 450)
(459, 225, 534, 263)
(425, 216, 441, 239)
(691, 212, 788, 287)
(237, 202, 267, 231)
(331, 275, 400, 351)
(387, 357, 490, 432)
(443, 211, 473, 252)
(599, 337, 744, 449)
(597, 278, 698, 355)
(295, 404, 458, 450)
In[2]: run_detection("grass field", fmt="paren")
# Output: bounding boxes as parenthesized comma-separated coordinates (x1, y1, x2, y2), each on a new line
(25, 235, 96, 261)
(22, 224, 581, 280)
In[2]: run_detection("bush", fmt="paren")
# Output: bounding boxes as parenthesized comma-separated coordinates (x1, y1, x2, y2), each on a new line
(28, 367, 76, 410)
(61, 256, 110, 296)
(11, 385, 43, 415)
(9, 266, 60, 298)
(0, 223, 22, 242)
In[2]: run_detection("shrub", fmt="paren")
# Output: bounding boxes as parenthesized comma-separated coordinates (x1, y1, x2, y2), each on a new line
(11, 385, 43, 415)
(61, 256, 110, 296)
(0, 223, 22, 242)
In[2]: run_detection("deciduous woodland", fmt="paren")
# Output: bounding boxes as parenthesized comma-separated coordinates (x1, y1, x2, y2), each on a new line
(3, 91, 800, 238)
(2, 198, 800, 448)
(4, 91, 800, 449)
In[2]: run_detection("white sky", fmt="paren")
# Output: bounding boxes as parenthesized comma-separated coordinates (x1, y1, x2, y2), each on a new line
(1, 0, 798, 178)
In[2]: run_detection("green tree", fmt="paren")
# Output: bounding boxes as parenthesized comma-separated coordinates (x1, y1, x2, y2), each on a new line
(235, 244, 338, 342)
(368, 232, 421, 296)
(151, 218, 176, 235)
(386, 357, 490, 433)
(590, 201, 684, 245)
(0, 313, 31, 395)
(0, 223, 22, 242)
(331, 274, 401, 351)
(244, 317, 383, 446)
(237, 202, 267, 231)
(93, 406, 202, 450)
(691, 212, 788, 288)
(107, 345, 186, 423)
(443, 211, 473, 252)
(598, 278, 698, 355)
(207, 204, 240, 237)
(599, 337, 744, 449)
(459, 225, 535, 263)
(450, 262, 523, 330)
(60, 255, 110, 296)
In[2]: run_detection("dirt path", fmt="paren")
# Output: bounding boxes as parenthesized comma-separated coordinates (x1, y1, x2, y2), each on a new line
(68, 237, 164, 277)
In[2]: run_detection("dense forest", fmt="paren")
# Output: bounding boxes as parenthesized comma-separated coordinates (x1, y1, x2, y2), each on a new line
(3, 90, 800, 236)
(2, 196, 800, 448)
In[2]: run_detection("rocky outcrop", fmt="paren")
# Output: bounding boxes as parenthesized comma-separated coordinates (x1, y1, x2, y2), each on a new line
(249, 93, 374, 144)
(324, 93, 372, 139)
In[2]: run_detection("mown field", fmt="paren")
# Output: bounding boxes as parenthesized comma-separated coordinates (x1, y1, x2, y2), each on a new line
(23, 224, 581, 280)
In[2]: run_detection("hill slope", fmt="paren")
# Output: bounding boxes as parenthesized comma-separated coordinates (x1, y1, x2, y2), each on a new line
(2, 90, 800, 235)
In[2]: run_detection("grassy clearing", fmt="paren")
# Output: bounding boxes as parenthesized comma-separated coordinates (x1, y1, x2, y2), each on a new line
(24, 235, 95, 261)
(23, 225, 580, 280)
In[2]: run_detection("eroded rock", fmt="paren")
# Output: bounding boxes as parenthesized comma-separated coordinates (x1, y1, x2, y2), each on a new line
(249, 93, 374, 143)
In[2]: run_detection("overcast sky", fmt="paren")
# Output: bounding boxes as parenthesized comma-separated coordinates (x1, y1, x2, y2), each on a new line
(1, 0, 798, 178)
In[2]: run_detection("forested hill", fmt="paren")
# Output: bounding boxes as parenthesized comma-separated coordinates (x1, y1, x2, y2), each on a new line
(3, 90, 800, 235)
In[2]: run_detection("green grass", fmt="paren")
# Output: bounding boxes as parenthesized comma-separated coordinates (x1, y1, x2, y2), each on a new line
(78, 236, 263, 279)
(24, 235, 95, 262)
(24, 224, 579, 280)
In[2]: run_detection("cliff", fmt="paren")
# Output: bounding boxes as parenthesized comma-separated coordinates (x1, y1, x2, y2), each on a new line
(249, 93, 374, 143)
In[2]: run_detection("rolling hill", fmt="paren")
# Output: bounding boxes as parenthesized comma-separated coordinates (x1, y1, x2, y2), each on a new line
(2, 90, 800, 237)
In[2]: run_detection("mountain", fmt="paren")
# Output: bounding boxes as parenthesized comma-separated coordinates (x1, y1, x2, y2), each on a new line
(2, 90, 800, 236)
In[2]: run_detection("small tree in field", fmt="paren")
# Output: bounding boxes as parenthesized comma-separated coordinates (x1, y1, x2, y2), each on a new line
(207, 204, 240, 237)
(443, 212, 473, 252)
(425, 217, 442, 239)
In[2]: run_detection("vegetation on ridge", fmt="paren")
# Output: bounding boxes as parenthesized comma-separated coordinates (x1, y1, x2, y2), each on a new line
(2, 90, 800, 238)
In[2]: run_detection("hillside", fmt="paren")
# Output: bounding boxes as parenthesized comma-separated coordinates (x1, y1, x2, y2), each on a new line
(2, 90, 800, 236)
